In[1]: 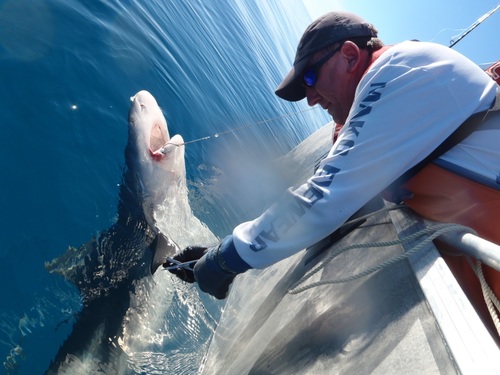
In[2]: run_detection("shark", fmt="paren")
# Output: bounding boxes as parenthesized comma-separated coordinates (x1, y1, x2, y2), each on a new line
(44, 90, 192, 374)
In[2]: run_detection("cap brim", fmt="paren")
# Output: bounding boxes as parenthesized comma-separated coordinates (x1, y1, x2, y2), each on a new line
(275, 59, 309, 102)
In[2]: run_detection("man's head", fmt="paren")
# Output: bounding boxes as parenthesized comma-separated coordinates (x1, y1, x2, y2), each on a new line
(276, 12, 381, 123)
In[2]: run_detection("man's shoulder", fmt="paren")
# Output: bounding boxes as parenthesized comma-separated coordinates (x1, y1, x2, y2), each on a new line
(368, 40, 483, 81)
(389, 40, 480, 66)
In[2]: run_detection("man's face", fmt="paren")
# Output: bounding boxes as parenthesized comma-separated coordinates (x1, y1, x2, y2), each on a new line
(304, 42, 366, 125)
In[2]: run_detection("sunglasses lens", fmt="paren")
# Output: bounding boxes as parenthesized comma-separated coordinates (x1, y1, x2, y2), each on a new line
(303, 68, 316, 87)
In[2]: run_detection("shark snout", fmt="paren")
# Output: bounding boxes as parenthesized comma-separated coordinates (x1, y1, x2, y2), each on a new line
(131, 89, 160, 109)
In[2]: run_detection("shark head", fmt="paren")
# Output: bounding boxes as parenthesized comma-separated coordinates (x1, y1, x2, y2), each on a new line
(126, 90, 186, 225)
(128, 90, 170, 161)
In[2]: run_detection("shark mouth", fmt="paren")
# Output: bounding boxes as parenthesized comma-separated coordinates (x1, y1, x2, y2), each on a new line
(129, 90, 173, 162)
(149, 121, 170, 161)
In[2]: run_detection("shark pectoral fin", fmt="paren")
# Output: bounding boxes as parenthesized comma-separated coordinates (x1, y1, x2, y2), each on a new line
(150, 233, 180, 274)
(45, 240, 95, 288)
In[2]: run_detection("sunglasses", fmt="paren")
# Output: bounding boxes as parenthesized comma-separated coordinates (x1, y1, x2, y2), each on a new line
(302, 45, 342, 88)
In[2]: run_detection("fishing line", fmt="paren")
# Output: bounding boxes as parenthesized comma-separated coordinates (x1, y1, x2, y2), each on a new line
(159, 106, 321, 153)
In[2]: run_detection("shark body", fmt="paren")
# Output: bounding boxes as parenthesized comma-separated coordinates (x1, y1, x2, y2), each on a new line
(45, 91, 187, 374)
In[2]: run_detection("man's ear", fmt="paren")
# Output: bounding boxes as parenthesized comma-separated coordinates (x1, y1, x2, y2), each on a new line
(341, 41, 362, 72)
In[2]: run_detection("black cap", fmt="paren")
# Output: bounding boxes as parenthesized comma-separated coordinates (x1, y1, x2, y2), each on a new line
(275, 11, 377, 101)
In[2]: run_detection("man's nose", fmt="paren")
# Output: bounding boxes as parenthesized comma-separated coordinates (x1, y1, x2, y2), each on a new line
(305, 86, 321, 107)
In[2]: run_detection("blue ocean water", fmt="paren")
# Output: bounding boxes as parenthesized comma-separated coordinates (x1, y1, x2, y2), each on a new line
(0, 0, 330, 373)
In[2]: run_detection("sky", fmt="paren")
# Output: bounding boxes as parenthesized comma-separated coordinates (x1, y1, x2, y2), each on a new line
(301, 0, 500, 68)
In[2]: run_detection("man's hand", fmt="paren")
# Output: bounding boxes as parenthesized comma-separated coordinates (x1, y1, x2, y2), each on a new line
(193, 245, 237, 299)
(163, 245, 208, 283)
(164, 236, 251, 300)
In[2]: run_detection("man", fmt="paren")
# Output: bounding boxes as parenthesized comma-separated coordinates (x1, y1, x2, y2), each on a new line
(165, 11, 499, 328)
